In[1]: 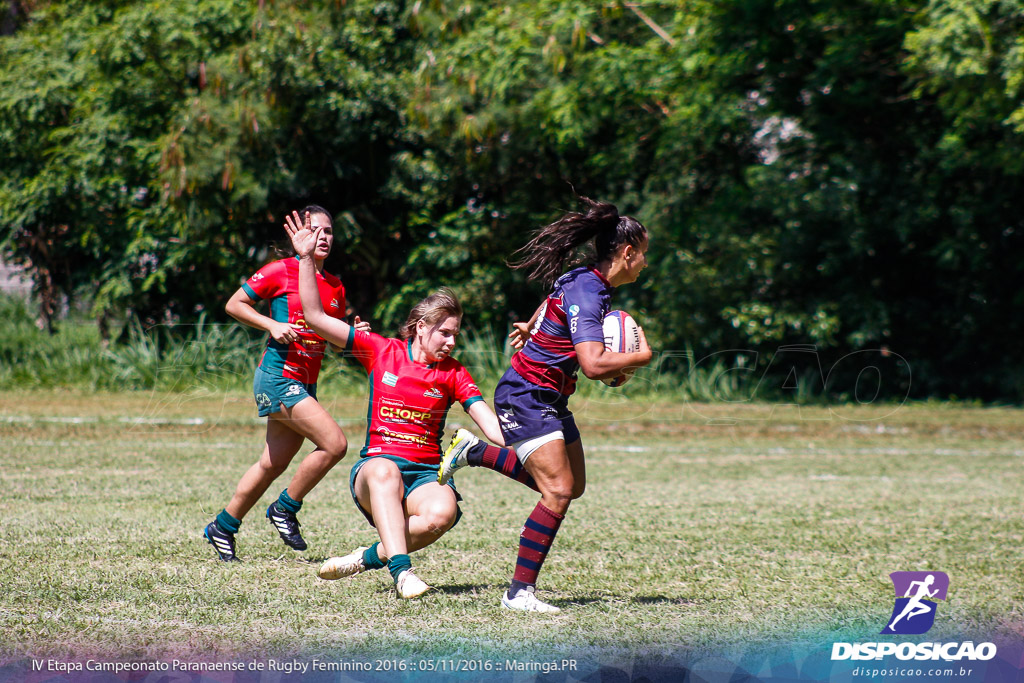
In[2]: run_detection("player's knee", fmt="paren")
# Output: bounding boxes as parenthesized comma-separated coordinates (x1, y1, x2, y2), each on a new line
(362, 460, 400, 487)
(323, 434, 348, 463)
(543, 482, 574, 512)
(422, 501, 457, 535)
(259, 458, 289, 478)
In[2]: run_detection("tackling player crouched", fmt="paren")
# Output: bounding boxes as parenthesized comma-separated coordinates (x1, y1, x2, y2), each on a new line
(285, 214, 508, 599)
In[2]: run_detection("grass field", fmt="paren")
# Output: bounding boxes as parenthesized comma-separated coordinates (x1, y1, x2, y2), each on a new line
(1, 388, 1022, 676)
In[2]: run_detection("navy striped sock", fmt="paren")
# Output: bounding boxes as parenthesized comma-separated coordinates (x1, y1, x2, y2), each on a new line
(511, 502, 564, 587)
(470, 442, 539, 492)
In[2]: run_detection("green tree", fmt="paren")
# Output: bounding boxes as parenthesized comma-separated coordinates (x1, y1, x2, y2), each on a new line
(0, 0, 414, 330)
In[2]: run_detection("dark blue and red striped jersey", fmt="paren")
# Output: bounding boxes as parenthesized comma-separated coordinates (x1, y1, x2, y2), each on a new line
(510, 266, 614, 395)
(241, 256, 346, 383)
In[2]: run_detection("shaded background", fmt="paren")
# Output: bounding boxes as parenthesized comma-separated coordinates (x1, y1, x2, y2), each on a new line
(2, 0, 1022, 400)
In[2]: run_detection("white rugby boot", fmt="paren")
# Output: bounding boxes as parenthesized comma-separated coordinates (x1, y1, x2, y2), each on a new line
(395, 569, 432, 599)
(318, 546, 369, 580)
(501, 585, 560, 613)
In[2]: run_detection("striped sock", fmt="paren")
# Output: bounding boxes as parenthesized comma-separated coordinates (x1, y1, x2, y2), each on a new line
(511, 502, 564, 588)
(468, 442, 539, 492)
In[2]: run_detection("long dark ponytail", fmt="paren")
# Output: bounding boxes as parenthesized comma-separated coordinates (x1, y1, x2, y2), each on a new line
(508, 196, 647, 286)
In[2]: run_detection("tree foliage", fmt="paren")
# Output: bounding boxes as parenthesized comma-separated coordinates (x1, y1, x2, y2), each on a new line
(2, 0, 1023, 399)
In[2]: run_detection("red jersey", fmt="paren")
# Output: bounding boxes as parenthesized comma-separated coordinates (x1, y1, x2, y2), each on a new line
(241, 256, 346, 383)
(345, 330, 483, 464)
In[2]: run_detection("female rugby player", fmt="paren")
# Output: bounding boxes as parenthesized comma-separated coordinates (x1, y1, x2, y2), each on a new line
(203, 205, 367, 562)
(439, 196, 653, 612)
(285, 212, 506, 598)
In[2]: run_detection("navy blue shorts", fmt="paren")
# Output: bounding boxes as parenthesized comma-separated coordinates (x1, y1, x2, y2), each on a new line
(493, 367, 581, 446)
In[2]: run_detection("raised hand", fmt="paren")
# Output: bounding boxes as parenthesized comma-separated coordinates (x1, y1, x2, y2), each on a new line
(283, 210, 319, 258)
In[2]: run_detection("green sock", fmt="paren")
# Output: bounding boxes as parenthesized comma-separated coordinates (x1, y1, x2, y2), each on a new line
(387, 554, 412, 583)
(216, 509, 241, 534)
(277, 488, 302, 513)
(362, 543, 386, 570)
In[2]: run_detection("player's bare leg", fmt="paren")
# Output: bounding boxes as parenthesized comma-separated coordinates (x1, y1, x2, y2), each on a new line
(354, 459, 431, 598)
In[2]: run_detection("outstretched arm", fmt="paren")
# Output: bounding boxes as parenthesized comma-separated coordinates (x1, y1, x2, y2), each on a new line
(284, 211, 354, 348)
(465, 401, 506, 446)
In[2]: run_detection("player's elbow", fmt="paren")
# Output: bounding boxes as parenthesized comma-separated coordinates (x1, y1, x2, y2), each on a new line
(224, 299, 243, 321)
(578, 361, 602, 380)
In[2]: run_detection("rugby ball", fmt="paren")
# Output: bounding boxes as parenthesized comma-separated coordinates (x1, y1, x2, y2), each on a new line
(601, 310, 640, 387)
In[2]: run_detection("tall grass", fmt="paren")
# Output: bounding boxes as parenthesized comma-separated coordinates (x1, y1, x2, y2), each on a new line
(0, 296, 263, 392)
(0, 294, 836, 403)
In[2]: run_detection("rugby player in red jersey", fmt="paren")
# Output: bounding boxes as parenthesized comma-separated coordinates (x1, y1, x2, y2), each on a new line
(203, 205, 368, 562)
(284, 212, 506, 598)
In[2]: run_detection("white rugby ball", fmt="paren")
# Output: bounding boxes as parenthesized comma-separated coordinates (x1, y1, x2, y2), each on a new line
(601, 310, 640, 387)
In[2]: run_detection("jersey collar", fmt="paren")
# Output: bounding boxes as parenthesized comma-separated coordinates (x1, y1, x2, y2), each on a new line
(292, 254, 325, 278)
(590, 266, 614, 289)
(407, 338, 437, 368)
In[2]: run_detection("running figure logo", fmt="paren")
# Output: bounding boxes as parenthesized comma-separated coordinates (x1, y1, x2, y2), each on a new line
(881, 571, 949, 635)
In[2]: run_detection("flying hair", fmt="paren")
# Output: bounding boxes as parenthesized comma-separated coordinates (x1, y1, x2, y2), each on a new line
(508, 196, 647, 286)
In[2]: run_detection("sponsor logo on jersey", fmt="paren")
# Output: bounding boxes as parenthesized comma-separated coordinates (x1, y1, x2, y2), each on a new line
(329, 298, 340, 309)
(382, 372, 399, 387)
(292, 318, 318, 336)
(250, 272, 265, 282)
(568, 304, 580, 317)
(423, 387, 445, 399)
(379, 398, 431, 424)
(377, 427, 430, 448)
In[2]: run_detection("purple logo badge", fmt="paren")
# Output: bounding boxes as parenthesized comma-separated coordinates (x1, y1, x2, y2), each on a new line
(881, 571, 949, 635)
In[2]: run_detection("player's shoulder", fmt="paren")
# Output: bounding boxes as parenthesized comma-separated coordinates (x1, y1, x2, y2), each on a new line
(435, 355, 479, 393)
(355, 329, 397, 348)
(251, 256, 290, 276)
(559, 266, 611, 299)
